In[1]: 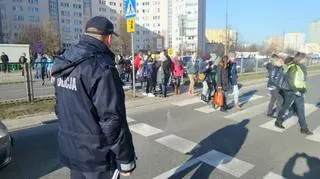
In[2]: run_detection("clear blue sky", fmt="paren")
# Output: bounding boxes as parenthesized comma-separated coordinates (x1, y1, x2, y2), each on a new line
(206, 0, 320, 44)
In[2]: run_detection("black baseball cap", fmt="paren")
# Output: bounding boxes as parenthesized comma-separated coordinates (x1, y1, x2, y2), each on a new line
(85, 16, 119, 37)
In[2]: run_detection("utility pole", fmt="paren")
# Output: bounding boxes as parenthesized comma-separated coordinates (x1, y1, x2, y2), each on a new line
(225, 0, 229, 55)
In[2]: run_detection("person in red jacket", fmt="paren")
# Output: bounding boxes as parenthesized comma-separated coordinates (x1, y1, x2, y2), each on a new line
(172, 54, 184, 95)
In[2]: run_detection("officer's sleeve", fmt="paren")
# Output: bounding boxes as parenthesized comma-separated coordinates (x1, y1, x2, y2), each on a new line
(91, 67, 136, 173)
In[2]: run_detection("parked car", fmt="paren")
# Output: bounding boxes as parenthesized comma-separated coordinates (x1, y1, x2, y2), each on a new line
(0, 121, 13, 168)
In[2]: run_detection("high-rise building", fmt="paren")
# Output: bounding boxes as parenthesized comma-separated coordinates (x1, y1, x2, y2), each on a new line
(0, 0, 50, 43)
(284, 33, 305, 51)
(90, 0, 124, 33)
(133, 0, 169, 51)
(309, 20, 320, 44)
(171, 0, 206, 53)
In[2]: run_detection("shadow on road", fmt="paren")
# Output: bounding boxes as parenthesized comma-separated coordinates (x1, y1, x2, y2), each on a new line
(0, 123, 62, 179)
(282, 153, 320, 179)
(169, 119, 250, 178)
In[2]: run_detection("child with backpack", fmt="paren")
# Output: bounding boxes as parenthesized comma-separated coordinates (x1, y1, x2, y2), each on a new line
(172, 54, 184, 95)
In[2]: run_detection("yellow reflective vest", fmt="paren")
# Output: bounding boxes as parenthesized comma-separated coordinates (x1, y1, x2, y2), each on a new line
(286, 64, 306, 89)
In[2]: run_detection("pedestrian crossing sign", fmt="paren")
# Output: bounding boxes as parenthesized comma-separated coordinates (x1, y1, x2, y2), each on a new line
(168, 48, 175, 57)
(125, 0, 136, 19)
(127, 18, 135, 33)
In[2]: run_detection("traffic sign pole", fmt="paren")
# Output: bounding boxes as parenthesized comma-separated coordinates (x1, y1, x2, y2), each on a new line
(131, 33, 135, 98)
(125, 0, 137, 98)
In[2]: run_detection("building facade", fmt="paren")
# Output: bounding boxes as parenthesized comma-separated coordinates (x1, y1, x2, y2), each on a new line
(205, 29, 237, 46)
(284, 33, 306, 51)
(0, 0, 50, 43)
(171, 0, 206, 54)
(309, 20, 320, 44)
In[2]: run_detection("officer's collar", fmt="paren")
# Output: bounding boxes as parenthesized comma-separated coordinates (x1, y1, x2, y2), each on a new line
(80, 35, 114, 56)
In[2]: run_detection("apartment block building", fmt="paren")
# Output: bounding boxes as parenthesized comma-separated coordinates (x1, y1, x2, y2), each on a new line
(0, 0, 50, 43)
(309, 20, 320, 44)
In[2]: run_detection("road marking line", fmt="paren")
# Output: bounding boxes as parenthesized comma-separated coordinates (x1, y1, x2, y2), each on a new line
(194, 105, 218, 114)
(194, 94, 264, 114)
(126, 117, 135, 123)
(239, 94, 264, 105)
(263, 172, 286, 179)
(260, 103, 318, 132)
(155, 135, 200, 154)
(224, 102, 269, 121)
(129, 123, 163, 137)
(171, 97, 201, 106)
(197, 149, 254, 178)
(152, 159, 201, 179)
(306, 126, 320, 142)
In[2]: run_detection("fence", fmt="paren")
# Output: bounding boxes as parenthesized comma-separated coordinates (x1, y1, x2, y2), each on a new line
(0, 62, 54, 102)
(0, 57, 320, 102)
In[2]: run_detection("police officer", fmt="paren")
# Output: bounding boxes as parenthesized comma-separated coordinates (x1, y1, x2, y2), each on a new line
(51, 16, 136, 179)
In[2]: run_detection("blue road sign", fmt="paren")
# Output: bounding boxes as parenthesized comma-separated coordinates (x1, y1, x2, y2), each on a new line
(125, 0, 136, 19)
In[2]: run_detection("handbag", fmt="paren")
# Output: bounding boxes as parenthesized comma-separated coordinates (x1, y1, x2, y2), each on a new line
(213, 90, 224, 107)
(198, 73, 206, 82)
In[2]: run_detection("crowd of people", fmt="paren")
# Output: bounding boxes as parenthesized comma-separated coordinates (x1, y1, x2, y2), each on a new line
(266, 52, 313, 135)
(115, 50, 242, 112)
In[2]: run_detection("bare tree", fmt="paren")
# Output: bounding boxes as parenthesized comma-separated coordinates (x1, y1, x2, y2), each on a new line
(110, 16, 132, 55)
(13, 22, 61, 56)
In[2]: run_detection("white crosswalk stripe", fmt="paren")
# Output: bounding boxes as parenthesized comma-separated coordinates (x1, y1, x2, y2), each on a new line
(194, 105, 218, 113)
(224, 102, 269, 121)
(259, 103, 318, 132)
(194, 94, 264, 114)
(155, 135, 200, 154)
(154, 134, 254, 178)
(129, 123, 163, 137)
(171, 97, 201, 107)
(263, 172, 286, 179)
(127, 117, 135, 123)
(152, 159, 201, 179)
(306, 126, 320, 142)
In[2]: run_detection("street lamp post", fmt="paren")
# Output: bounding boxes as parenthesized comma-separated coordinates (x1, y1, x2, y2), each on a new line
(225, 0, 229, 55)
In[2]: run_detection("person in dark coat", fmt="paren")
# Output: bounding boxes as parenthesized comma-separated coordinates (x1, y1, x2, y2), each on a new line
(19, 53, 27, 76)
(217, 55, 230, 112)
(228, 52, 241, 110)
(1, 52, 9, 73)
(266, 54, 284, 117)
(51, 16, 136, 179)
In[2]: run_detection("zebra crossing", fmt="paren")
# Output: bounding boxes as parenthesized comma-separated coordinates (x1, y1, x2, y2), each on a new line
(124, 93, 320, 178)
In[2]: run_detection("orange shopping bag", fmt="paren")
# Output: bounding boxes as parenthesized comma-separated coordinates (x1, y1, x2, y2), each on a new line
(214, 90, 224, 107)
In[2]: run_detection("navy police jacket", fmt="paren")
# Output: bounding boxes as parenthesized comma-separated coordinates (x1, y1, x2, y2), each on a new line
(51, 35, 136, 173)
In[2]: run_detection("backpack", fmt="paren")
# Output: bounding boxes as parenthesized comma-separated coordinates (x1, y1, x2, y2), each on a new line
(172, 59, 184, 77)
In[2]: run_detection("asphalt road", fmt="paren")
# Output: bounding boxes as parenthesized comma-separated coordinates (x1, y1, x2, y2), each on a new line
(0, 75, 320, 179)
(0, 80, 54, 101)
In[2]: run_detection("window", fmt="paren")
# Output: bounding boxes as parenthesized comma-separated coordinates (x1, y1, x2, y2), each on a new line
(13, 15, 24, 21)
(73, 12, 82, 17)
(13, 0, 22, 3)
(62, 19, 71, 24)
(12, 5, 23, 11)
(61, 10, 70, 17)
(74, 28, 82, 33)
(99, 0, 106, 5)
(28, 0, 39, 4)
(28, 7, 39, 13)
(29, 16, 40, 22)
(109, 1, 116, 6)
(110, 9, 116, 13)
(63, 27, 71, 32)
(74, 19, 82, 25)
(60, 2, 69, 7)
(73, 4, 81, 9)
(99, 7, 106, 12)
